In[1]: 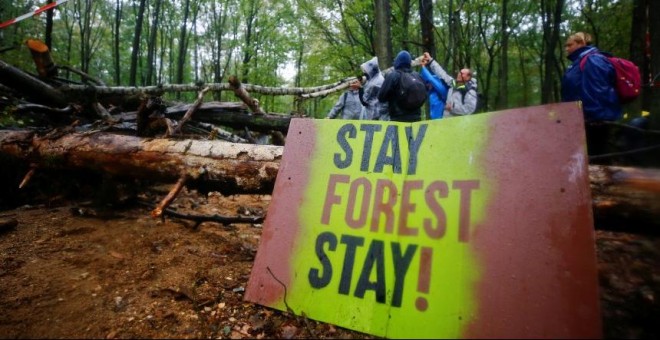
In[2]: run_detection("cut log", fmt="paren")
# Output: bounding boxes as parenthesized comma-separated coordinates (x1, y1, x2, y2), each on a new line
(0, 129, 659, 228)
(0, 129, 282, 196)
(26, 39, 58, 78)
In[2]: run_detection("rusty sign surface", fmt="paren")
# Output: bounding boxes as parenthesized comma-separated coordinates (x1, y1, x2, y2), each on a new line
(245, 102, 601, 338)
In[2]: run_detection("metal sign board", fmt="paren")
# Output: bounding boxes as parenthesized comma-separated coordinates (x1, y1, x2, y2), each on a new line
(245, 103, 601, 338)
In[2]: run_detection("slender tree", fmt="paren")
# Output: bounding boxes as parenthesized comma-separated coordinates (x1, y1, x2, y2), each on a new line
(496, 0, 509, 110)
(650, 0, 660, 130)
(45, 0, 54, 50)
(374, 0, 393, 69)
(113, 0, 123, 85)
(540, 0, 564, 104)
(176, 0, 191, 90)
(419, 0, 435, 58)
(241, 0, 259, 83)
(129, 0, 147, 86)
(145, 0, 162, 86)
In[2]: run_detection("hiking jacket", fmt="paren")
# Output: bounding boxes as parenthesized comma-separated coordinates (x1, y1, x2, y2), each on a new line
(326, 89, 363, 119)
(561, 46, 622, 122)
(426, 59, 478, 117)
(420, 66, 448, 119)
(359, 57, 386, 120)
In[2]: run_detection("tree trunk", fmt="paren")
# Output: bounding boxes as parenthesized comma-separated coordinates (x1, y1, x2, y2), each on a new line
(650, 0, 660, 131)
(113, 0, 122, 85)
(540, 0, 564, 104)
(0, 129, 658, 227)
(26, 39, 58, 78)
(160, 102, 290, 133)
(176, 0, 191, 91)
(45, 0, 54, 50)
(0, 130, 282, 196)
(0, 59, 67, 107)
(419, 0, 436, 58)
(497, 0, 509, 110)
(400, 0, 410, 52)
(374, 0, 393, 71)
(630, 0, 648, 113)
(590, 165, 660, 230)
(241, 0, 259, 84)
(129, 0, 147, 87)
(145, 0, 162, 86)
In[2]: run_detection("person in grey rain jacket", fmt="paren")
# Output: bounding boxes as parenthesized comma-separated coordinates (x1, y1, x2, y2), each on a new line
(422, 52, 478, 117)
(325, 79, 364, 119)
(359, 57, 388, 120)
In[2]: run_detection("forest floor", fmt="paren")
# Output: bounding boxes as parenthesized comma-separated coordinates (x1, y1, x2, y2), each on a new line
(0, 184, 658, 339)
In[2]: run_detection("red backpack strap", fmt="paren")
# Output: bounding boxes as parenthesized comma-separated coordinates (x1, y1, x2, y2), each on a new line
(579, 54, 590, 71)
(578, 50, 601, 71)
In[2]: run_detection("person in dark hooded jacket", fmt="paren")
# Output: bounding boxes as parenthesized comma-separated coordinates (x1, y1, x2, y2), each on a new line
(377, 50, 422, 122)
(561, 32, 622, 158)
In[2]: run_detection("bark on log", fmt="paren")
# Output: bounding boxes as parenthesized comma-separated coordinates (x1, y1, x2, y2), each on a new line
(0, 130, 282, 196)
(26, 39, 57, 78)
(0, 59, 67, 107)
(121, 102, 292, 133)
(589, 165, 660, 231)
(228, 76, 265, 114)
(0, 129, 659, 228)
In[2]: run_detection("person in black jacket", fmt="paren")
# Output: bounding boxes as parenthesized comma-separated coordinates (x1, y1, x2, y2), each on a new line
(377, 50, 422, 122)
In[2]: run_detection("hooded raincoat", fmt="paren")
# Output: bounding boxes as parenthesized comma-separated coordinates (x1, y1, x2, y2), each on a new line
(359, 57, 386, 120)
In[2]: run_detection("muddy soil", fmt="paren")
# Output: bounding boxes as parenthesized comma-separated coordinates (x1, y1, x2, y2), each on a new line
(0, 185, 658, 339)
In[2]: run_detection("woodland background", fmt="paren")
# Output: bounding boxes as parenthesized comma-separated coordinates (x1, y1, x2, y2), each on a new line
(0, 2, 659, 338)
(1, 0, 659, 124)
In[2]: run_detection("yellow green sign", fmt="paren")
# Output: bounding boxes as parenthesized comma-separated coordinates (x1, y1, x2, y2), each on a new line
(245, 103, 602, 338)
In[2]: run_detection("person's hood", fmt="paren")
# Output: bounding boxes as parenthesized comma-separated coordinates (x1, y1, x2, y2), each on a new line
(456, 78, 477, 91)
(393, 50, 412, 70)
(467, 78, 477, 90)
(360, 57, 380, 80)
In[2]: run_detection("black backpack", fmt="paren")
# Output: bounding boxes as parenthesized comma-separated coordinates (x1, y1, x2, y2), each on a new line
(396, 70, 427, 111)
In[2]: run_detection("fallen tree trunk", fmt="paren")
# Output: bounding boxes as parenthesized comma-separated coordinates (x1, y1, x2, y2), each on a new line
(114, 102, 292, 134)
(0, 129, 658, 228)
(589, 165, 660, 231)
(0, 129, 282, 196)
(0, 59, 68, 107)
(163, 102, 291, 133)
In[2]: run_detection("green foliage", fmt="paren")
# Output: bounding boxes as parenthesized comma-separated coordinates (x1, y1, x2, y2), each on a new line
(0, 0, 640, 116)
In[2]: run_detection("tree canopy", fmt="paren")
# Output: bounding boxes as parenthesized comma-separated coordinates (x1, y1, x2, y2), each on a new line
(0, 0, 656, 121)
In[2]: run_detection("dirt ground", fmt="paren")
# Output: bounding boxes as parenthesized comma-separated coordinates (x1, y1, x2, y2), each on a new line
(0, 183, 659, 339)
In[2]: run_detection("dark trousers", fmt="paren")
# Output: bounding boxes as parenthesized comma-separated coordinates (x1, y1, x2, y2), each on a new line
(585, 122, 614, 164)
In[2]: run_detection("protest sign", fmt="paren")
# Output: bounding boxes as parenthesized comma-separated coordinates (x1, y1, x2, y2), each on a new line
(245, 103, 601, 338)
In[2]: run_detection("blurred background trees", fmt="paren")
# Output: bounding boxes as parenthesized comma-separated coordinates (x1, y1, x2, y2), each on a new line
(0, 0, 657, 123)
